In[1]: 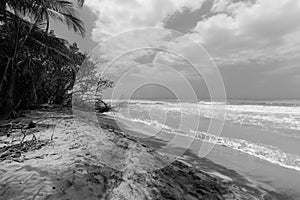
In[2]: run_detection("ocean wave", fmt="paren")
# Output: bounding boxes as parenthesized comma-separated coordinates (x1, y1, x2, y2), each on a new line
(108, 112, 175, 132)
(198, 101, 226, 105)
(109, 113, 300, 172)
(112, 100, 300, 135)
(188, 130, 300, 172)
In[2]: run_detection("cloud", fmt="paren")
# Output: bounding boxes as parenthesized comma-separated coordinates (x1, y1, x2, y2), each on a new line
(85, 0, 204, 42)
(188, 0, 300, 65)
(89, 28, 173, 78)
(83, 0, 300, 99)
(85, 0, 300, 67)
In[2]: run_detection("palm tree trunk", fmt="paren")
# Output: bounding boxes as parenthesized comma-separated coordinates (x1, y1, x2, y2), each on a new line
(8, 66, 17, 117)
(8, 10, 21, 117)
(6, 9, 38, 117)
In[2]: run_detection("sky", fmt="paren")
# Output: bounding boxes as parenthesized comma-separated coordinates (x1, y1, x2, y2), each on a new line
(52, 0, 300, 100)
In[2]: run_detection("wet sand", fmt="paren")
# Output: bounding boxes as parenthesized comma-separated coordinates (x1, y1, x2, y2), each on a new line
(126, 118, 300, 200)
(101, 113, 291, 200)
(195, 118, 300, 199)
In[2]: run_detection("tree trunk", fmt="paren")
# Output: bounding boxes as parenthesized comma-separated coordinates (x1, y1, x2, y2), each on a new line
(8, 66, 17, 117)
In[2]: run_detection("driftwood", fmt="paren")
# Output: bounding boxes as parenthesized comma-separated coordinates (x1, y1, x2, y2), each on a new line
(0, 138, 49, 162)
(0, 119, 55, 161)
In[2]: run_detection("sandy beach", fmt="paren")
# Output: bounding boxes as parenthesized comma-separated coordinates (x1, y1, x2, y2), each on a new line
(0, 108, 289, 200)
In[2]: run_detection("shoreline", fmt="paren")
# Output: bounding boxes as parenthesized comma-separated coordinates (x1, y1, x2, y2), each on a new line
(97, 113, 292, 200)
(0, 109, 291, 199)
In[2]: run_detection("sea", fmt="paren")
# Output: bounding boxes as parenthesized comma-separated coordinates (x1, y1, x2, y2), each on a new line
(107, 99, 300, 199)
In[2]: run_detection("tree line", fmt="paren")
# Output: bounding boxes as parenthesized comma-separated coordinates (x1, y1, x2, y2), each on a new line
(0, 0, 112, 118)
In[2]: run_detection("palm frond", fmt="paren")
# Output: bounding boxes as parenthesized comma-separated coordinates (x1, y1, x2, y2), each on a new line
(2, 10, 71, 59)
(75, 0, 85, 8)
(33, 0, 86, 36)
(61, 12, 85, 36)
(1, 0, 86, 36)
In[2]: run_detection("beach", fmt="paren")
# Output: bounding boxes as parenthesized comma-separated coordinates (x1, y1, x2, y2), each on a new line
(0, 107, 291, 199)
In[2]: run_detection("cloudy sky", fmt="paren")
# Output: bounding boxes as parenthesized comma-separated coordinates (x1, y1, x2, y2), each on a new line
(52, 0, 300, 100)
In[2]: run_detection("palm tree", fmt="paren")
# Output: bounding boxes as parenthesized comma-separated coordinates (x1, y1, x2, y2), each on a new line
(0, 0, 86, 117)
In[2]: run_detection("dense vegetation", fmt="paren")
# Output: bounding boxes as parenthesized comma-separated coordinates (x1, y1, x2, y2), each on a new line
(0, 0, 112, 118)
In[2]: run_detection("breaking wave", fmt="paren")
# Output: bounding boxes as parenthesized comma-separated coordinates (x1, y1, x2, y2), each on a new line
(111, 99, 300, 135)
(109, 112, 300, 172)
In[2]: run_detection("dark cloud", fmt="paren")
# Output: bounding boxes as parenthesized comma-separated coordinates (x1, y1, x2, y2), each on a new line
(163, 0, 214, 33)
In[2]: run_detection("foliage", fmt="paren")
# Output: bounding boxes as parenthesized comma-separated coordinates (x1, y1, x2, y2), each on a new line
(0, 0, 91, 118)
(72, 58, 114, 113)
(33, 42, 86, 106)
